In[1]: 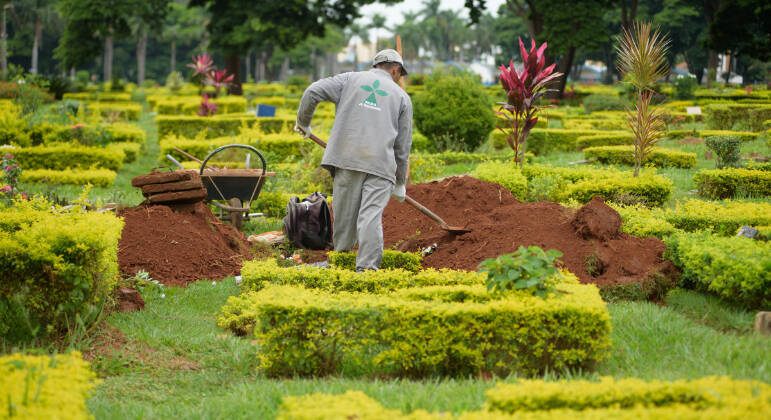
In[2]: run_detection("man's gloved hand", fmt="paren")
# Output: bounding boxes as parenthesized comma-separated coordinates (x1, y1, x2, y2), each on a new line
(391, 184, 406, 202)
(294, 123, 311, 139)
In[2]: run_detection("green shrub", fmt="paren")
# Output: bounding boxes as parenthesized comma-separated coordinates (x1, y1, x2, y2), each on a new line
(705, 136, 741, 169)
(20, 168, 117, 187)
(582, 94, 626, 113)
(583, 145, 697, 169)
(95, 92, 131, 102)
(694, 168, 771, 199)
(224, 279, 611, 377)
(11, 144, 123, 171)
(328, 250, 422, 272)
(0, 204, 123, 343)
(252, 191, 293, 218)
(563, 118, 628, 131)
(479, 246, 563, 298)
(471, 161, 528, 198)
(408, 154, 443, 183)
(671, 75, 698, 99)
(87, 102, 142, 120)
(155, 96, 248, 115)
(107, 142, 141, 162)
(664, 231, 770, 309)
(576, 133, 635, 149)
(0, 352, 100, 418)
(414, 71, 495, 152)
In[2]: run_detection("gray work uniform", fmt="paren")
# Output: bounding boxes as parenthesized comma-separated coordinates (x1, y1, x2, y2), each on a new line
(296, 68, 412, 270)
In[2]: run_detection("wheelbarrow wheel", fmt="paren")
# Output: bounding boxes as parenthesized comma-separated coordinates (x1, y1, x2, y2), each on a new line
(228, 198, 243, 231)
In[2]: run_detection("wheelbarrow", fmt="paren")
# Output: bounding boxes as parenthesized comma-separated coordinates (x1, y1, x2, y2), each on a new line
(167, 144, 275, 230)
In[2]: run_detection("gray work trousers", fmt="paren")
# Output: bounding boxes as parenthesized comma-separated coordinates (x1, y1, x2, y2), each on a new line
(332, 168, 394, 271)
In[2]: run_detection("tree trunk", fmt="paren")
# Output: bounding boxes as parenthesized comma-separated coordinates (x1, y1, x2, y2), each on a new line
(225, 54, 242, 95)
(551, 46, 575, 99)
(104, 34, 113, 82)
(245, 50, 251, 83)
(170, 38, 176, 73)
(620, 0, 638, 32)
(31, 14, 43, 74)
(352, 42, 358, 71)
(707, 49, 718, 87)
(328, 52, 336, 77)
(280, 56, 290, 80)
(70, 67, 75, 81)
(1, 7, 7, 80)
(136, 30, 147, 85)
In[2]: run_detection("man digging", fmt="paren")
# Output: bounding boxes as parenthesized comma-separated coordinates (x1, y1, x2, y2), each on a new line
(294, 49, 413, 271)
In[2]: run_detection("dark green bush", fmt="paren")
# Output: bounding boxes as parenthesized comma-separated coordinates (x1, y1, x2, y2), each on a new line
(671, 75, 698, 99)
(414, 70, 495, 152)
(582, 94, 626, 113)
(705, 136, 741, 169)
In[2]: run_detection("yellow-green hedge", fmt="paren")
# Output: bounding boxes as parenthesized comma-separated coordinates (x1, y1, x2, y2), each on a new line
(226, 278, 611, 377)
(705, 103, 771, 131)
(694, 168, 771, 199)
(612, 204, 680, 238)
(486, 376, 771, 415)
(518, 164, 673, 206)
(328, 250, 422, 272)
(666, 129, 759, 142)
(0, 352, 100, 419)
(159, 133, 303, 162)
(583, 145, 698, 169)
(0, 203, 123, 342)
(63, 92, 132, 102)
(106, 142, 141, 162)
(472, 161, 528, 198)
(576, 133, 635, 149)
(665, 231, 770, 309)
(526, 128, 598, 155)
(154, 96, 248, 115)
(563, 118, 627, 131)
(86, 102, 142, 120)
(11, 144, 124, 171)
(20, 168, 117, 187)
(156, 114, 294, 138)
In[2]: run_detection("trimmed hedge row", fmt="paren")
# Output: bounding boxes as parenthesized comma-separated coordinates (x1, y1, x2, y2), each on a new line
(0, 352, 100, 418)
(583, 145, 698, 169)
(63, 92, 131, 102)
(612, 199, 771, 238)
(159, 133, 303, 162)
(472, 161, 529, 198)
(224, 281, 611, 377)
(563, 118, 628, 131)
(0, 204, 124, 342)
(156, 114, 294, 138)
(20, 168, 117, 187)
(87, 102, 142, 120)
(276, 377, 771, 419)
(11, 144, 124, 171)
(576, 133, 634, 149)
(328, 250, 422, 272)
(527, 128, 598, 155)
(665, 231, 770, 309)
(694, 168, 771, 199)
(666, 129, 759, 142)
(705, 103, 771, 131)
(154, 96, 248, 115)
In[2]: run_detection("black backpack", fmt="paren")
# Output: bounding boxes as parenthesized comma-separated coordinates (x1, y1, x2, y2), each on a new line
(283, 191, 333, 250)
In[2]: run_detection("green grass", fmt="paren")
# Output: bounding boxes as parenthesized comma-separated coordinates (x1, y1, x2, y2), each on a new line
(664, 288, 756, 334)
(86, 277, 770, 419)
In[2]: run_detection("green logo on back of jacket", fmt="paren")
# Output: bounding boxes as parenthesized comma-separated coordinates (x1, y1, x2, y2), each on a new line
(360, 79, 388, 109)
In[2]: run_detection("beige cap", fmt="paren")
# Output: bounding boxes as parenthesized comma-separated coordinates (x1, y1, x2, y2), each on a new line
(372, 49, 408, 75)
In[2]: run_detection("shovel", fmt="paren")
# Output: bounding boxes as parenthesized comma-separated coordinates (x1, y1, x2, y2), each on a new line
(301, 130, 471, 234)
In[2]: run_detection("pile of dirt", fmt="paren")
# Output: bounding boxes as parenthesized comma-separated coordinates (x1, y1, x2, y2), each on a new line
(118, 201, 251, 286)
(382, 176, 674, 287)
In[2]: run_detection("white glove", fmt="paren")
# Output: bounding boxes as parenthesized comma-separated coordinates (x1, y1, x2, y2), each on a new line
(294, 123, 311, 139)
(391, 184, 406, 202)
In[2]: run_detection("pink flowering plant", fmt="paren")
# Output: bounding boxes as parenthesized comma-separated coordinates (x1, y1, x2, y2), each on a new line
(205, 69, 234, 98)
(1, 153, 22, 201)
(187, 54, 214, 85)
(198, 94, 218, 116)
(497, 38, 563, 165)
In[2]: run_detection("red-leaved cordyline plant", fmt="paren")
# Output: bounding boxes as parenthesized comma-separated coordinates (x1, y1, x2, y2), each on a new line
(198, 94, 217, 116)
(206, 70, 234, 98)
(497, 38, 563, 166)
(187, 54, 214, 79)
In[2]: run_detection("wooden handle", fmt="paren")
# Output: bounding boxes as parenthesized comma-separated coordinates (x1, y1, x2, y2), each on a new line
(404, 195, 449, 229)
(173, 148, 221, 170)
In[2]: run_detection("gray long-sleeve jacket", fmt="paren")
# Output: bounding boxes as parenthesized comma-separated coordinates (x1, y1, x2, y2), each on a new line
(296, 69, 412, 185)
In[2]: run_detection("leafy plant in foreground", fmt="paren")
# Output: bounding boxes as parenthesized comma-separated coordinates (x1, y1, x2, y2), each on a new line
(478, 245, 563, 298)
(497, 38, 562, 166)
(616, 21, 670, 177)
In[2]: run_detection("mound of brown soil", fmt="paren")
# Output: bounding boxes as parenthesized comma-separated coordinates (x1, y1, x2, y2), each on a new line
(382, 176, 672, 287)
(118, 202, 251, 286)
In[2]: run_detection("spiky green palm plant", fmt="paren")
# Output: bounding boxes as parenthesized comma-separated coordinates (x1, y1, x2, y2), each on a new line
(615, 22, 670, 177)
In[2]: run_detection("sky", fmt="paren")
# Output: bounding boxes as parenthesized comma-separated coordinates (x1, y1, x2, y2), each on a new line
(359, 0, 508, 38)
